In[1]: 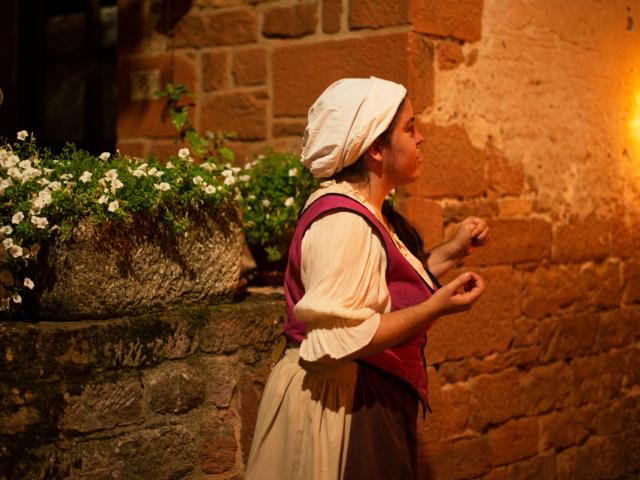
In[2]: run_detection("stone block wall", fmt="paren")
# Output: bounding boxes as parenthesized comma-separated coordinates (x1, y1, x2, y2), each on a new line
(0, 291, 283, 479)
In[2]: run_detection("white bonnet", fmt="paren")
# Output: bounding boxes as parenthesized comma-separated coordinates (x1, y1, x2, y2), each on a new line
(300, 77, 407, 178)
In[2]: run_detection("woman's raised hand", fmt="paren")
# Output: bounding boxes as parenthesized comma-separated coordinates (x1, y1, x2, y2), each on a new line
(429, 271, 485, 316)
(449, 217, 491, 258)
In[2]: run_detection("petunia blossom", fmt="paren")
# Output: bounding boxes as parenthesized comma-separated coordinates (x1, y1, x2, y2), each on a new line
(79, 171, 92, 183)
(108, 200, 119, 212)
(284, 197, 294, 207)
(178, 148, 190, 159)
(11, 293, 22, 304)
(11, 212, 24, 224)
(204, 185, 216, 194)
(0, 225, 12, 235)
(8, 244, 23, 257)
(24, 277, 35, 289)
(99, 152, 111, 161)
(16, 130, 28, 141)
(288, 168, 298, 177)
(30, 215, 49, 229)
(98, 195, 109, 204)
(192, 176, 203, 185)
(154, 182, 170, 191)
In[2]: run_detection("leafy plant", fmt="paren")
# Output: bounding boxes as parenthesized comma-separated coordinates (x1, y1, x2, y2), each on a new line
(0, 131, 242, 311)
(237, 151, 317, 264)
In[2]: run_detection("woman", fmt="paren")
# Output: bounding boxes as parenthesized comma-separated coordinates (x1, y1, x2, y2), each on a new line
(246, 77, 490, 479)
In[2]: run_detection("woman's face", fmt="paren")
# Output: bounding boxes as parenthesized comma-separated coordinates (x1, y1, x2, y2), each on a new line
(381, 99, 424, 188)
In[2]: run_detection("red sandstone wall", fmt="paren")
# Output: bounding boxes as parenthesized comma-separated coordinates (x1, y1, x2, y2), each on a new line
(115, 1, 640, 478)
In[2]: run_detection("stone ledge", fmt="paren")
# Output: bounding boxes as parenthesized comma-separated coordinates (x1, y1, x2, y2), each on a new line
(0, 291, 285, 383)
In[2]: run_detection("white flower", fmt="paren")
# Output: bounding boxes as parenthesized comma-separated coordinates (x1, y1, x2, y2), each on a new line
(201, 162, 215, 172)
(204, 185, 217, 194)
(239, 175, 250, 182)
(98, 195, 109, 204)
(247, 194, 256, 201)
(232, 167, 241, 174)
(192, 176, 203, 185)
(17, 130, 28, 141)
(165, 161, 175, 169)
(0, 178, 12, 193)
(2, 238, 13, 248)
(8, 244, 23, 257)
(223, 176, 235, 186)
(284, 197, 295, 207)
(108, 200, 119, 212)
(154, 182, 170, 191)
(60, 173, 73, 181)
(262, 199, 271, 208)
(0, 225, 12, 235)
(79, 171, 92, 183)
(49, 181, 62, 191)
(178, 148, 190, 159)
(288, 168, 298, 177)
(110, 179, 124, 193)
(132, 169, 146, 177)
(11, 293, 22, 304)
(7, 167, 22, 180)
(37, 189, 52, 205)
(153, 170, 164, 177)
(30, 215, 49, 229)
(147, 167, 157, 176)
(18, 159, 31, 169)
(43, 168, 54, 175)
(37, 178, 50, 186)
(137, 163, 148, 170)
(5, 155, 19, 168)
(99, 152, 111, 161)
(49, 225, 60, 232)
(24, 278, 34, 290)
(11, 212, 24, 224)
(221, 169, 234, 177)
(104, 169, 118, 181)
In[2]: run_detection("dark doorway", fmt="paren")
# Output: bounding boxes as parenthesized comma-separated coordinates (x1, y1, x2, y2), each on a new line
(0, 0, 118, 154)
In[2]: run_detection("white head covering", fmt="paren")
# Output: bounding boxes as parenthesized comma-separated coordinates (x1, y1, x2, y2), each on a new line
(301, 77, 407, 178)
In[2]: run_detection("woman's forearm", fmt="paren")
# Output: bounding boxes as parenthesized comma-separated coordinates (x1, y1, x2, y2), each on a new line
(426, 241, 458, 277)
(342, 299, 440, 360)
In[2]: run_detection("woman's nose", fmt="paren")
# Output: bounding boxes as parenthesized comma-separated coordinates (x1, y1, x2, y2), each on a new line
(415, 130, 424, 145)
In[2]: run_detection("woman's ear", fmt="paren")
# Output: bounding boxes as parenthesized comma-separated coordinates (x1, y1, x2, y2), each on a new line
(366, 140, 384, 165)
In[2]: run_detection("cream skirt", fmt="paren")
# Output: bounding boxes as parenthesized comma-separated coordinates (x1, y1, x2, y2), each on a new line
(246, 348, 419, 480)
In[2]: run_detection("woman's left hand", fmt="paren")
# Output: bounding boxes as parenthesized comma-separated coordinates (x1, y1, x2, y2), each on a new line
(449, 216, 491, 258)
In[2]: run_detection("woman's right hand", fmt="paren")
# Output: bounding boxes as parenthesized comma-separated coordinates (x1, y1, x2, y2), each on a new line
(429, 271, 485, 316)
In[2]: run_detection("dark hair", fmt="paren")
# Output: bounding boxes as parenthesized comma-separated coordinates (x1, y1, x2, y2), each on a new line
(329, 97, 426, 263)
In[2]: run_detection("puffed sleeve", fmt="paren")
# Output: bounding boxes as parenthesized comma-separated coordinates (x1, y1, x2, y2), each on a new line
(294, 211, 391, 362)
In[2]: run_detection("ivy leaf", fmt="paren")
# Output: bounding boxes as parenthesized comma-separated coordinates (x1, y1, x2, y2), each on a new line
(218, 147, 235, 162)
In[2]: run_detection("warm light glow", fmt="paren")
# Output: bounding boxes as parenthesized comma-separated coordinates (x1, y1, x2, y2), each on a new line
(632, 93, 640, 144)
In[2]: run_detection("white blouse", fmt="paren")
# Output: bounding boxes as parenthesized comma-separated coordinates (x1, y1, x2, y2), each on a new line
(294, 180, 434, 362)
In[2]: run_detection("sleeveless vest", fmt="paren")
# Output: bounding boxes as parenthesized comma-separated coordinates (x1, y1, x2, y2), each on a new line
(283, 193, 441, 409)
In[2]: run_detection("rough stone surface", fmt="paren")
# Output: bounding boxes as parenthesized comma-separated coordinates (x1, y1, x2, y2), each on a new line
(488, 417, 539, 466)
(272, 118, 307, 138)
(322, 0, 342, 33)
(232, 47, 267, 86)
(201, 90, 268, 140)
(539, 408, 590, 451)
(202, 50, 230, 91)
(426, 266, 518, 363)
(410, 0, 484, 41)
(552, 215, 611, 263)
(35, 208, 243, 320)
(174, 9, 258, 47)
(263, 2, 318, 38)
(144, 363, 205, 414)
(468, 369, 521, 431)
(200, 413, 238, 474)
(437, 40, 465, 70)
(395, 194, 444, 250)
(519, 362, 572, 415)
(420, 436, 491, 480)
(349, 0, 409, 29)
(60, 378, 144, 433)
(273, 33, 410, 116)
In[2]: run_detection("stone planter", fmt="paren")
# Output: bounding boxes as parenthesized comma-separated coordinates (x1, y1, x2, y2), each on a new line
(30, 206, 243, 320)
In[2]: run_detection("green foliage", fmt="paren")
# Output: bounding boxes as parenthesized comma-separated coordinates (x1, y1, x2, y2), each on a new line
(237, 151, 317, 262)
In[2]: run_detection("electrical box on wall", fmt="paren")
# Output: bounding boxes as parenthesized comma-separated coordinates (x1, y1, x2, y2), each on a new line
(130, 69, 160, 101)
